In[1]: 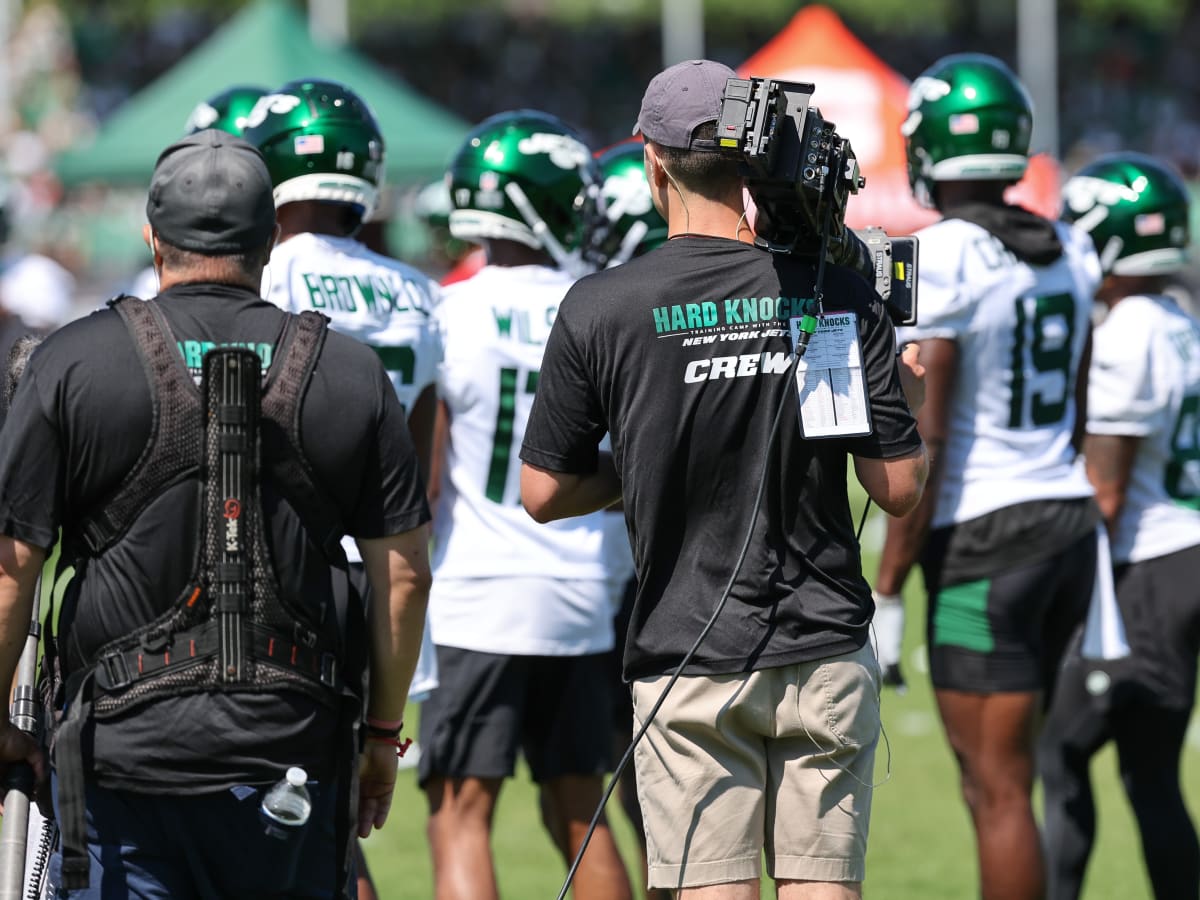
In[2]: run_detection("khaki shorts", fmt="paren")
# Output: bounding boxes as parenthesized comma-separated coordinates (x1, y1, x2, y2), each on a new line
(631, 642, 880, 890)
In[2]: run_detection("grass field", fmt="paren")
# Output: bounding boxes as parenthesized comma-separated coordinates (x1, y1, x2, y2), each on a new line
(362, 501, 1200, 899)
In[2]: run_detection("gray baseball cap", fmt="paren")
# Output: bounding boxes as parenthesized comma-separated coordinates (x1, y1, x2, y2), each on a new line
(633, 59, 735, 151)
(146, 129, 276, 255)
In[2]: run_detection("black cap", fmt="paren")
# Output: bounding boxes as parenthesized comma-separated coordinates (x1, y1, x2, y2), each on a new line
(146, 129, 276, 255)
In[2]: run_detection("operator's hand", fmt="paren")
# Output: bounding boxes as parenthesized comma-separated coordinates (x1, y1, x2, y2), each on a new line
(898, 342, 926, 414)
(357, 738, 400, 837)
(871, 592, 907, 692)
(0, 719, 44, 812)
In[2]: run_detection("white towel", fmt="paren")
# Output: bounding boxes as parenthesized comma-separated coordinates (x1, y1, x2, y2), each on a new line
(1080, 525, 1131, 660)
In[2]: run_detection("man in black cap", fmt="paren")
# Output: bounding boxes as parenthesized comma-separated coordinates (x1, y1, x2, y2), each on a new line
(0, 129, 431, 898)
(520, 61, 928, 898)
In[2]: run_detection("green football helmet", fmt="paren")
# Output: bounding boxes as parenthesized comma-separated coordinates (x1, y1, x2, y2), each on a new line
(183, 85, 268, 136)
(594, 143, 667, 267)
(446, 110, 601, 270)
(241, 79, 384, 220)
(1061, 152, 1190, 276)
(902, 53, 1033, 206)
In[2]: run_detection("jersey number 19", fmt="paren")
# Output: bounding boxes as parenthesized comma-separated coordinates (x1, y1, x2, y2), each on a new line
(1009, 292, 1076, 429)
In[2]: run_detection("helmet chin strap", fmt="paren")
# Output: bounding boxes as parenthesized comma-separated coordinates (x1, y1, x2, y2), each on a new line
(503, 180, 590, 277)
(607, 221, 648, 269)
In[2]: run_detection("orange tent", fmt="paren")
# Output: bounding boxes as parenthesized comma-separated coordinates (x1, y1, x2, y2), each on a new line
(738, 5, 1060, 233)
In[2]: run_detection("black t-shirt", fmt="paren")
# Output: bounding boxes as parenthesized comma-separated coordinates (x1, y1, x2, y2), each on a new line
(0, 283, 429, 792)
(521, 237, 921, 680)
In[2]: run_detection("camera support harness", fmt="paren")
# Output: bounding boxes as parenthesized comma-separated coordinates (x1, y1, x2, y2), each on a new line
(54, 297, 361, 892)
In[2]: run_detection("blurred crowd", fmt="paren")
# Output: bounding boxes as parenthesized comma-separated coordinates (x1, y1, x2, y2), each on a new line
(0, 2, 1197, 327)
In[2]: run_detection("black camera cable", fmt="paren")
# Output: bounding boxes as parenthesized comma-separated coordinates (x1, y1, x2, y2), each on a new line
(553, 206, 838, 900)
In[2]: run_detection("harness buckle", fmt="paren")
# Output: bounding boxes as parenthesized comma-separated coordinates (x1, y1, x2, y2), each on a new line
(99, 653, 133, 690)
(140, 630, 169, 653)
(319, 653, 338, 688)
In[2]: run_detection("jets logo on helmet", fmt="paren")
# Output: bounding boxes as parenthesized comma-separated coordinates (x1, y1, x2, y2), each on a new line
(603, 169, 654, 218)
(905, 76, 952, 112)
(517, 133, 591, 170)
(184, 85, 269, 137)
(903, 53, 1033, 208)
(1062, 176, 1139, 235)
(1061, 152, 1191, 276)
(243, 93, 303, 131)
(242, 79, 385, 222)
(447, 109, 602, 276)
(187, 102, 220, 133)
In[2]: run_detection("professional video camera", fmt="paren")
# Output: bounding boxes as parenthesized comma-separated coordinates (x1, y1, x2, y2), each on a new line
(715, 77, 917, 326)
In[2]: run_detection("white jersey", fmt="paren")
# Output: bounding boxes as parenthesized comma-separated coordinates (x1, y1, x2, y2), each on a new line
(430, 264, 626, 654)
(899, 217, 1100, 528)
(264, 232, 441, 415)
(1088, 294, 1200, 564)
(264, 232, 441, 565)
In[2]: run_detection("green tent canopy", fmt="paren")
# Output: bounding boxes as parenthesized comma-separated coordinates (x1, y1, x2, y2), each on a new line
(55, 0, 468, 186)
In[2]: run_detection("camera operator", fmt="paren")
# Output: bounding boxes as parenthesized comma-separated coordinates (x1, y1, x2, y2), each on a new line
(0, 130, 432, 898)
(519, 59, 927, 899)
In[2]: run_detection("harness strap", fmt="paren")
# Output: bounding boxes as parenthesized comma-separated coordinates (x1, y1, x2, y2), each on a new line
(333, 692, 362, 900)
(92, 625, 342, 696)
(55, 671, 93, 890)
(261, 311, 345, 563)
(78, 298, 201, 554)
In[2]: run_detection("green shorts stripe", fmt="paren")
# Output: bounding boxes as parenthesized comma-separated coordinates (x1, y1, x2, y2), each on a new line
(932, 578, 994, 653)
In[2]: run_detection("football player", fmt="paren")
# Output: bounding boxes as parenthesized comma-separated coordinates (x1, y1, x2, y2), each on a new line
(242, 78, 442, 900)
(417, 110, 632, 900)
(1041, 153, 1200, 900)
(874, 53, 1102, 899)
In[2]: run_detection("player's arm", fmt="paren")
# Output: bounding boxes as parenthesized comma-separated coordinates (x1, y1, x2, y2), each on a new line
(1083, 432, 1137, 534)
(874, 337, 957, 595)
(1072, 326, 1093, 455)
(424, 398, 450, 512)
(521, 455, 621, 523)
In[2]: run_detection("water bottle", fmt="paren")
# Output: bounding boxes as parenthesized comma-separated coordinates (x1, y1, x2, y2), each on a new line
(260, 766, 312, 840)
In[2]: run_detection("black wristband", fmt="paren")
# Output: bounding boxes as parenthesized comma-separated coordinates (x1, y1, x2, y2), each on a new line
(364, 722, 402, 739)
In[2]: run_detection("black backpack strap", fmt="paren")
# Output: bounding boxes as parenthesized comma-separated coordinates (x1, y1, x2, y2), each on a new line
(261, 311, 346, 562)
(77, 297, 201, 554)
